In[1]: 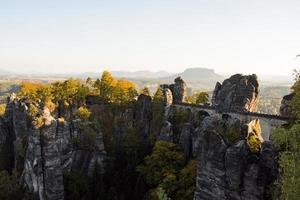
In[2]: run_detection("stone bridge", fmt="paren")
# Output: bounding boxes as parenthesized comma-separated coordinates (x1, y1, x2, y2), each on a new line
(173, 103, 289, 141)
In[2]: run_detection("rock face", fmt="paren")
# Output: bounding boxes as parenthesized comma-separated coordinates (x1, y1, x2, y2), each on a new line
(212, 74, 259, 112)
(0, 96, 107, 200)
(280, 93, 294, 117)
(134, 94, 152, 140)
(193, 115, 277, 200)
(157, 121, 174, 142)
(23, 118, 64, 200)
(179, 123, 193, 162)
(160, 76, 187, 103)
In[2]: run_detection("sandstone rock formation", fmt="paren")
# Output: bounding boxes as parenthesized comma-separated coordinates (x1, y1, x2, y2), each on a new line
(157, 121, 174, 142)
(280, 93, 294, 117)
(212, 74, 259, 112)
(0, 96, 107, 200)
(179, 123, 193, 162)
(134, 94, 152, 140)
(160, 76, 187, 103)
(193, 115, 277, 200)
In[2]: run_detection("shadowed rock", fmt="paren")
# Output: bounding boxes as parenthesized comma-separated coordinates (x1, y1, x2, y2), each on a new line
(280, 93, 294, 117)
(193, 115, 277, 200)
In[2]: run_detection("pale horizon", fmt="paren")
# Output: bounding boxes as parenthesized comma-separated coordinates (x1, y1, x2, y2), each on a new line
(1, 0, 300, 76)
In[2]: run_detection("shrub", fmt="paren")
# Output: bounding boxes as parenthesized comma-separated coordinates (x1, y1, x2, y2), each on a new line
(76, 107, 91, 121)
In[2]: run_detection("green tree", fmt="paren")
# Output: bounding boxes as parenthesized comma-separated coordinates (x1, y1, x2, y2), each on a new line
(272, 125, 300, 200)
(270, 71, 300, 199)
(172, 160, 197, 199)
(0, 170, 25, 200)
(195, 92, 209, 104)
(290, 70, 300, 121)
(137, 141, 184, 187)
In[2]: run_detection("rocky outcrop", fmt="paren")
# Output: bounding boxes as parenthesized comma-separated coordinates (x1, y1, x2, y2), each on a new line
(280, 93, 294, 117)
(212, 74, 259, 112)
(179, 123, 193, 162)
(134, 94, 152, 140)
(160, 76, 187, 103)
(163, 88, 173, 118)
(193, 115, 277, 200)
(157, 121, 173, 142)
(23, 115, 64, 200)
(0, 96, 107, 200)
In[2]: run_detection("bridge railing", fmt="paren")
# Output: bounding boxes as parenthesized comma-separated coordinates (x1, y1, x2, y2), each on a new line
(173, 102, 290, 121)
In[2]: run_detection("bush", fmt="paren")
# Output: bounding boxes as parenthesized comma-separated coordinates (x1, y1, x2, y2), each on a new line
(271, 125, 300, 199)
(0, 170, 25, 200)
(0, 104, 6, 116)
(76, 107, 91, 121)
(137, 141, 184, 187)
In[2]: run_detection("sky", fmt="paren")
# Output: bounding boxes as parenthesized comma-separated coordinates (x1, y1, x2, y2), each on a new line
(1, 0, 300, 76)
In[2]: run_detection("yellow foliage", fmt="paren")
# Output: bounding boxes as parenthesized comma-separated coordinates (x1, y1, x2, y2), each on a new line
(58, 117, 65, 124)
(247, 133, 261, 153)
(44, 100, 56, 112)
(76, 107, 91, 121)
(18, 82, 44, 101)
(247, 119, 263, 153)
(0, 104, 6, 116)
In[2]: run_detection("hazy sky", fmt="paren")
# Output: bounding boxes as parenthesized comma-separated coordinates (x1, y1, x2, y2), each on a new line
(1, 0, 300, 75)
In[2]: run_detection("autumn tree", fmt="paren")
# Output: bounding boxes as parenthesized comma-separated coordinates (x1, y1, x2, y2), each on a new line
(113, 79, 138, 104)
(99, 71, 116, 102)
(18, 82, 43, 102)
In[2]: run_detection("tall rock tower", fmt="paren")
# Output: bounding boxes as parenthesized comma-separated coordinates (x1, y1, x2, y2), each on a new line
(212, 74, 259, 112)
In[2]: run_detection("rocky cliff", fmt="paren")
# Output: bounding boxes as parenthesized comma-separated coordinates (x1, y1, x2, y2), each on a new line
(162, 104, 277, 200)
(0, 94, 106, 200)
(193, 115, 277, 200)
(160, 76, 187, 103)
(212, 74, 259, 112)
(280, 93, 294, 117)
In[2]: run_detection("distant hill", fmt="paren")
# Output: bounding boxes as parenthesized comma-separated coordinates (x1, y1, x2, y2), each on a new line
(0, 67, 293, 94)
(112, 70, 173, 78)
(0, 69, 14, 76)
(148, 68, 224, 91)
